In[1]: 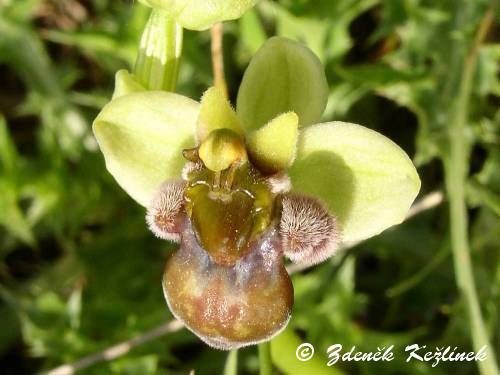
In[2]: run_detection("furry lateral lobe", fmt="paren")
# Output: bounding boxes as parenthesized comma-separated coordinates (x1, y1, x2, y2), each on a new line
(279, 193, 340, 265)
(146, 179, 186, 242)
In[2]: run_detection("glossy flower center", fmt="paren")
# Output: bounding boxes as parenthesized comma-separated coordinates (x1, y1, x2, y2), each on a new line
(184, 150, 276, 266)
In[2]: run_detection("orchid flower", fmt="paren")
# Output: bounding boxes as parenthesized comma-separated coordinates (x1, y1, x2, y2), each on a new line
(93, 37, 420, 350)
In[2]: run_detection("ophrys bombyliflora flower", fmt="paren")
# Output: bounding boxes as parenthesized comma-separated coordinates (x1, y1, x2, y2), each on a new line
(93, 37, 421, 349)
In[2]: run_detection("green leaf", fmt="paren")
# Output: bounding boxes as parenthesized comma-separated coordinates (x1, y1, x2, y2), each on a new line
(0, 17, 88, 159)
(271, 328, 344, 375)
(138, 0, 259, 31)
(0, 304, 20, 354)
(0, 180, 36, 246)
(236, 36, 328, 131)
(93, 91, 199, 207)
(196, 87, 243, 142)
(289, 122, 420, 243)
(110, 355, 158, 374)
(467, 180, 500, 216)
(0, 116, 35, 245)
(44, 30, 137, 66)
(0, 17, 60, 97)
(0, 115, 18, 176)
(246, 112, 298, 174)
(112, 70, 145, 100)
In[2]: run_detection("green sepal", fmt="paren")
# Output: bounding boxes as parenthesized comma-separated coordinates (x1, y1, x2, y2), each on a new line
(289, 122, 421, 243)
(112, 70, 145, 100)
(93, 91, 199, 207)
(138, 0, 259, 31)
(196, 87, 243, 142)
(247, 112, 298, 174)
(236, 37, 328, 131)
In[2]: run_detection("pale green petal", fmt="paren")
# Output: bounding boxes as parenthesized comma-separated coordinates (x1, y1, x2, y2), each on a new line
(247, 112, 298, 174)
(236, 37, 328, 131)
(289, 122, 421, 243)
(112, 70, 145, 100)
(93, 91, 199, 207)
(197, 87, 243, 142)
(138, 0, 259, 31)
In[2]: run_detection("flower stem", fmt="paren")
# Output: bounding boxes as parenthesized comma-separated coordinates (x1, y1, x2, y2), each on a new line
(210, 22, 228, 97)
(134, 9, 183, 91)
(258, 342, 272, 375)
(445, 3, 499, 375)
(223, 350, 238, 375)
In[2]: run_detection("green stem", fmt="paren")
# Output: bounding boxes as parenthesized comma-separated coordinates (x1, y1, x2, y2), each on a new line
(223, 350, 238, 375)
(134, 9, 183, 91)
(445, 4, 499, 375)
(386, 242, 450, 298)
(258, 342, 272, 375)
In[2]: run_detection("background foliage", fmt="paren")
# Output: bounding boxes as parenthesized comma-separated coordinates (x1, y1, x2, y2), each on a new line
(0, 0, 499, 374)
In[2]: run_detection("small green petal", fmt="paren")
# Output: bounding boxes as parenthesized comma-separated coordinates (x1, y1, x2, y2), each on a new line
(236, 37, 328, 131)
(197, 87, 243, 142)
(93, 91, 199, 207)
(247, 112, 298, 174)
(289, 122, 421, 243)
(138, 0, 259, 31)
(112, 70, 145, 100)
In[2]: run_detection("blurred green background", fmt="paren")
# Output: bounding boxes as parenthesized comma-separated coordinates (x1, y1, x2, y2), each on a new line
(0, 0, 499, 374)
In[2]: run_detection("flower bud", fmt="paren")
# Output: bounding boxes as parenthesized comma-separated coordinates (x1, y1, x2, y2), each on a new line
(134, 9, 183, 92)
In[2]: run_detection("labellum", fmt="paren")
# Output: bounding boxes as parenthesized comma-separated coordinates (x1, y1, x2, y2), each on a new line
(163, 219, 293, 349)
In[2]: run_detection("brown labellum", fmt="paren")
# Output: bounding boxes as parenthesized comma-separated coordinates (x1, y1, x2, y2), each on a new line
(163, 219, 293, 350)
